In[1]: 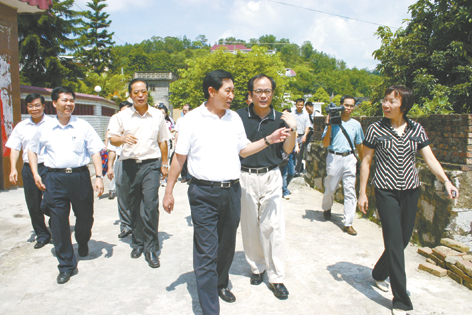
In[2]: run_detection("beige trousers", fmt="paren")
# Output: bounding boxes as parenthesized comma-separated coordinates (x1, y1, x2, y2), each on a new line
(240, 168, 285, 283)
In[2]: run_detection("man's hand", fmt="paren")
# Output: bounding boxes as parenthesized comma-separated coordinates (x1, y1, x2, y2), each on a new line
(9, 169, 18, 185)
(107, 167, 114, 180)
(357, 193, 368, 214)
(268, 127, 291, 144)
(302, 134, 307, 143)
(34, 173, 46, 191)
(163, 193, 174, 214)
(281, 112, 297, 130)
(94, 178, 104, 197)
(122, 134, 138, 145)
(161, 166, 169, 179)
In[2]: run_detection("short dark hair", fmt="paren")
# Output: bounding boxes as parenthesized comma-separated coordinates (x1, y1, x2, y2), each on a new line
(183, 104, 192, 110)
(296, 98, 305, 104)
(157, 103, 168, 114)
(282, 107, 292, 113)
(247, 74, 276, 92)
(128, 78, 149, 94)
(51, 86, 75, 102)
(305, 101, 313, 107)
(119, 101, 132, 110)
(25, 93, 45, 105)
(202, 70, 233, 99)
(340, 95, 355, 105)
(385, 85, 415, 117)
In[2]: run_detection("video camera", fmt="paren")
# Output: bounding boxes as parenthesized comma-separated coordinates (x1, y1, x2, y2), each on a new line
(326, 102, 345, 125)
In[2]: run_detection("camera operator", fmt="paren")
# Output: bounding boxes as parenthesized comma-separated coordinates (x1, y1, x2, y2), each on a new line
(321, 95, 364, 235)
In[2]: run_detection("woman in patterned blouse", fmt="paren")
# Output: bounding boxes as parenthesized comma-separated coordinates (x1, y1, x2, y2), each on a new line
(358, 85, 459, 315)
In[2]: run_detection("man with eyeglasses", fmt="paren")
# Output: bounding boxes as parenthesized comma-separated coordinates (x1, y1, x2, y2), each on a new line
(28, 86, 105, 284)
(321, 95, 364, 235)
(237, 74, 297, 299)
(108, 78, 171, 268)
(163, 70, 290, 314)
(6, 93, 53, 250)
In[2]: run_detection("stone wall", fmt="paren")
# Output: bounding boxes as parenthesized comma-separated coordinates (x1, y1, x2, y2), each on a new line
(306, 115, 472, 247)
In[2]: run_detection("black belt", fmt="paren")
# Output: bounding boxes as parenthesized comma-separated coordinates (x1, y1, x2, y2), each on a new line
(124, 158, 158, 164)
(241, 165, 278, 174)
(191, 177, 239, 188)
(24, 162, 44, 167)
(49, 166, 89, 173)
(328, 149, 353, 157)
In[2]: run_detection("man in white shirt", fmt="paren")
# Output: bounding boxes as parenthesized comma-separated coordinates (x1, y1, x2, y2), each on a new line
(163, 70, 290, 315)
(6, 93, 52, 249)
(108, 79, 171, 269)
(28, 86, 104, 284)
(293, 98, 311, 174)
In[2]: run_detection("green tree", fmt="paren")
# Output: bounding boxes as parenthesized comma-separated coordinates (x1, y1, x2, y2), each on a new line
(77, 0, 115, 74)
(18, 0, 83, 89)
(169, 46, 286, 110)
(373, 0, 472, 113)
(78, 72, 128, 103)
(312, 87, 330, 104)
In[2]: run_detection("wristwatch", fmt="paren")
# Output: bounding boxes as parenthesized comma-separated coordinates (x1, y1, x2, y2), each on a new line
(96, 175, 103, 179)
(162, 165, 169, 168)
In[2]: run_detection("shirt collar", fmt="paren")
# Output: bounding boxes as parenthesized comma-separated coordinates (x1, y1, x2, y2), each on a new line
(131, 104, 153, 117)
(247, 103, 275, 121)
(52, 115, 77, 129)
(380, 117, 415, 130)
(27, 114, 48, 126)
(200, 102, 230, 118)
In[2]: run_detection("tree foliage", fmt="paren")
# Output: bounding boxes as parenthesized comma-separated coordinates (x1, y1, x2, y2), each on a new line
(18, 0, 83, 89)
(373, 0, 472, 114)
(77, 0, 115, 74)
(169, 46, 286, 110)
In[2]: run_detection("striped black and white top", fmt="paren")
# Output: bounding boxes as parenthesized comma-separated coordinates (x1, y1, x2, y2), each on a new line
(363, 118, 431, 190)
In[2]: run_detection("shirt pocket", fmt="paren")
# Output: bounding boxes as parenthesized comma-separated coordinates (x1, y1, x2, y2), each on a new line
(376, 135, 393, 150)
(72, 133, 85, 154)
(408, 136, 422, 153)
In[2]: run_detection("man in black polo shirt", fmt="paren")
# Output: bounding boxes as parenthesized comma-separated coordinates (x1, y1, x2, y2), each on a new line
(237, 74, 297, 299)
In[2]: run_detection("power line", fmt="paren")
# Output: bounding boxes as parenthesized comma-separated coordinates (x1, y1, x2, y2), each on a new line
(266, 0, 398, 29)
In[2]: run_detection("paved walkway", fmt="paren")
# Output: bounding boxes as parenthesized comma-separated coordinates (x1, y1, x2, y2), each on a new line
(0, 177, 470, 315)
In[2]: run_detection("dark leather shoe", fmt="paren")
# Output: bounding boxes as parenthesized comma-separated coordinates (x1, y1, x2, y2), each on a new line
(344, 226, 358, 236)
(218, 288, 236, 303)
(78, 244, 88, 257)
(118, 229, 132, 238)
(145, 252, 160, 268)
(269, 283, 289, 299)
(323, 209, 331, 220)
(57, 270, 74, 284)
(250, 270, 265, 285)
(131, 247, 143, 259)
(34, 238, 50, 249)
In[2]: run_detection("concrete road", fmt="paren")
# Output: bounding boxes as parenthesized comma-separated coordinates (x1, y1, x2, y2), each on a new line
(0, 177, 470, 315)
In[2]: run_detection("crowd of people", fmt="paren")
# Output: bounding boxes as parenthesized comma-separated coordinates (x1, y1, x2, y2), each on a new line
(6, 70, 459, 315)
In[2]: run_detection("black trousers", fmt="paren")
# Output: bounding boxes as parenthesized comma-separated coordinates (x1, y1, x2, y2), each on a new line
(188, 180, 241, 315)
(22, 163, 51, 242)
(122, 159, 160, 253)
(295, 131, 313, 173)
(42, 168, 94, 273)
(114, 159, 132, 232)
(373, 187, 419, 311)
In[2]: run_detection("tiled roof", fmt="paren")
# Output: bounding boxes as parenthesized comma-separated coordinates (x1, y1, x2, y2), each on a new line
(19, 0, 53, 10)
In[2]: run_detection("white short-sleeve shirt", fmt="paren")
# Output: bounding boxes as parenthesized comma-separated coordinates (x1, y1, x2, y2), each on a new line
(28, 116, 105, 168)
(5, 114, 52, 163)
(107, 105, 171, 161)
(175, 102, 250, 181)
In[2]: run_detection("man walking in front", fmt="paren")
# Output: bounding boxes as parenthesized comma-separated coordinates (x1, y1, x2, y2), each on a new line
(28, 86, 104, 284)
(163, 70, 289, 314)
(6, 93, 52, 249)
(108, 79, 170, 268)
(293, 98, 310, 174)
(237, 74, 296, 299)
(321, 95, 364, 235)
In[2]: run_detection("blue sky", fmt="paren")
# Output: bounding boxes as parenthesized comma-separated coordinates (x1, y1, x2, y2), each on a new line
(75, 0, 417, 70)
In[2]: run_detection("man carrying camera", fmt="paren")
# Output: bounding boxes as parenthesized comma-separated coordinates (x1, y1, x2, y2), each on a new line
(321, 95, 364, 235)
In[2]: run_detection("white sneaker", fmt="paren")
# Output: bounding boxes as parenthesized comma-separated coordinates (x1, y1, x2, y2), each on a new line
(283, 195, 290, 200)
(375, 280, 389, 292)
(392, 309, 408, 315)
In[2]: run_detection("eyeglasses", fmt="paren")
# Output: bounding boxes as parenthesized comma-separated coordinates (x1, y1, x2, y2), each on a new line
(343, 104, 355, 108)
(132, 89, 148, 96)
(253, 89, 273, 96)
(381, 99, 400, 106)
(26, 104, 43, 109)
